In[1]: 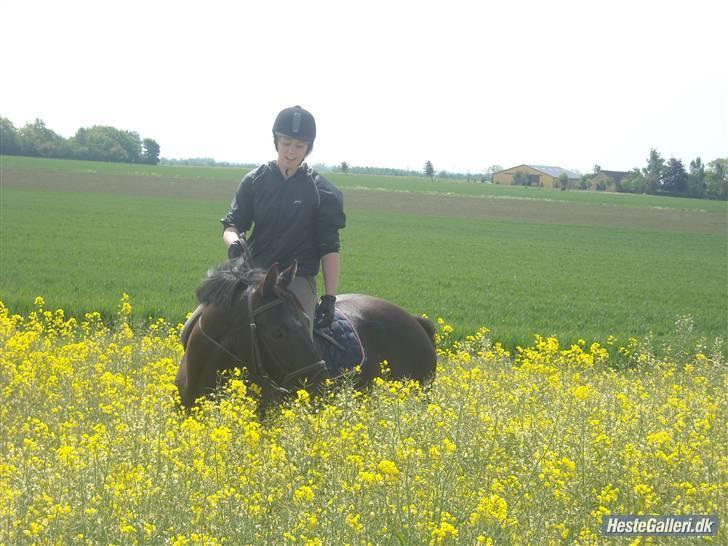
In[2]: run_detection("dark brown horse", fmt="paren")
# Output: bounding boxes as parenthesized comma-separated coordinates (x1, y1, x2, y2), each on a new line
(175, 258, 437, 408)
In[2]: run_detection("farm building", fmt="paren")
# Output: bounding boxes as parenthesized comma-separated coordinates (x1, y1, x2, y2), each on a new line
(492, 164, 581, 189)
(589, 170, 631, 192)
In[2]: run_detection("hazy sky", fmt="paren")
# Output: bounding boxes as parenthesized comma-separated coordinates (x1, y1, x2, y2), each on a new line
(2, 0, 726, 174)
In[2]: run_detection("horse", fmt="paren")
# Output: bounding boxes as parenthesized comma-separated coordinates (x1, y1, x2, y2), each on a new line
(175, 257, 437, 409)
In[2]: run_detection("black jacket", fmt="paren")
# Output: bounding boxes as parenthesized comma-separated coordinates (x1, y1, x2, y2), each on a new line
(221, 162, 345, 276)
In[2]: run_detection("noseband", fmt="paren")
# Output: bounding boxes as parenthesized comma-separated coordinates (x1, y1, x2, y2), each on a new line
(197, 288, 327, 394)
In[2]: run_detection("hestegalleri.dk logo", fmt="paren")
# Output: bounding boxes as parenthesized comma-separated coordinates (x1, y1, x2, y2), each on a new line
(601, 515, 719, 536)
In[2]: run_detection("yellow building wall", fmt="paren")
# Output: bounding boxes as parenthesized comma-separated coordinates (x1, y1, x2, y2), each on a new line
(492, 165, 558, 188)
(542, 175, 558, 188)
(589, 172, 618, 192)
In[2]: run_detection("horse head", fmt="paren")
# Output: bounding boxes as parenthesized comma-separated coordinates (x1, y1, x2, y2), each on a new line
(176, 259, 325, 408)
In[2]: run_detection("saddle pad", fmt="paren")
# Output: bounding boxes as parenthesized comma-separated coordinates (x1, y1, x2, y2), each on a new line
(314, 308, 366, 377)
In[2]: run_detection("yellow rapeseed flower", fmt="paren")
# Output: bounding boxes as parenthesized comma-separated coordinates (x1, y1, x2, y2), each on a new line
(377, 459, 400, 478)
(0, 299, 724, 545)
(294, 485, 315, 503)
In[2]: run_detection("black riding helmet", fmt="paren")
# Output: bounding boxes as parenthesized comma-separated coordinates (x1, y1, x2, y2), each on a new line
(273, 105, 316, 155)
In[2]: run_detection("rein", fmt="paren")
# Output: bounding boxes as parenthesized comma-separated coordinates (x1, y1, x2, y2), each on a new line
(197, 288, 326, 394)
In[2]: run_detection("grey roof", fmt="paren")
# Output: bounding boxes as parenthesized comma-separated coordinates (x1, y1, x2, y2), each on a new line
(526, 164, 581, 179)
(597, 170, 631, 183)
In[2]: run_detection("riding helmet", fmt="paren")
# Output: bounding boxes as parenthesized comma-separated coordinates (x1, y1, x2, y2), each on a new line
(272, 105, 316, 144)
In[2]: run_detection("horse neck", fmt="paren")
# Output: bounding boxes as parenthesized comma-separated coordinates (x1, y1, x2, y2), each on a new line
(201, 303, 249, 363)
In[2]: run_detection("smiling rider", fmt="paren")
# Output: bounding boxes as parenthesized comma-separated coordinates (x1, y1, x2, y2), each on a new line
(221, 105, 346, 337)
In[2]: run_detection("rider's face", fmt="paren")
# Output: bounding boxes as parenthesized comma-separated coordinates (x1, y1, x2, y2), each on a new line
(276, 135, 309, 175)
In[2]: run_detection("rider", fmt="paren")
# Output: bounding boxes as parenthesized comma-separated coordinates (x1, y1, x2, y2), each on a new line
(182, 105, 345, 344)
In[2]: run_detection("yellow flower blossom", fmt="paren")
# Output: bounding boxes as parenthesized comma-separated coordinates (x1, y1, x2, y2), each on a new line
(296, 389, 310, 404)
(431, 520, 458, 544)
(0, 298, 724, 545)
(294, 485, 315, 503)
(377, 459, 400, 478)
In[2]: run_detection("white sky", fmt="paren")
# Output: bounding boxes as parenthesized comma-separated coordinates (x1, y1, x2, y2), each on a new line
(2, 0, 726, 174)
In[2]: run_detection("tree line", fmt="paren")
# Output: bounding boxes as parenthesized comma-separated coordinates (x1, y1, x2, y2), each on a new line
(332, 161, 477, 181)
(584, 150, 726, 200)
(0, 117, 160, 165)
(330, 162, 428, 178)
(160, 157, 257, 168)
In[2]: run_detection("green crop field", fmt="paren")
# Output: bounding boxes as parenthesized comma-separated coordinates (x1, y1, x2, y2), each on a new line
(4, 154, 726, 211)
(1, 155, 726, 351)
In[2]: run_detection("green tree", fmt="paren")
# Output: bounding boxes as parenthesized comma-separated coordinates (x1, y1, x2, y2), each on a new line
(340, 161, 349, 174)
(68, 128, 91, 160)
(662, 158, 688, 193)
(687, 157, 705, 197)
(424, 160, 434, 179)
(142, 138, 160, 165)
(484, 164, 503, 181)
(81, 126, 142, 162)
(118, 130, 142, 162)
(593, 164, 602, 174)
(559, 172, 569, 191)
(0, 117, 20, 155)
(620, 168, 647, 194)
(643, 148, 665, 194)
(705, 158, 728, 200)
(85, 127, 125, 161)
(17, 118, 64, 157)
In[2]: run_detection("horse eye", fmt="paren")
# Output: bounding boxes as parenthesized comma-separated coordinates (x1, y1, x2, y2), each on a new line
(271, 326, 287, 340)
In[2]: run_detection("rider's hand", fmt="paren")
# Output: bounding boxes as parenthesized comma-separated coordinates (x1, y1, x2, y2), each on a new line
(314, 295, 336, 329)
(227, 238, 247, 260)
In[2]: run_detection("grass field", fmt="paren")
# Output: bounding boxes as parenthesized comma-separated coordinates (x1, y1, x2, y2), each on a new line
(1, 155, 726, 350)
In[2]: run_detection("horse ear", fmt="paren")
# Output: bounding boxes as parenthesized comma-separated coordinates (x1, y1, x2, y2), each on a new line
(278, 260, 298, 289)
(259, 263, 280, 298)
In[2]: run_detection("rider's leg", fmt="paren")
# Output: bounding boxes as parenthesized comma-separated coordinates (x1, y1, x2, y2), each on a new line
(288, 276, 317, 339)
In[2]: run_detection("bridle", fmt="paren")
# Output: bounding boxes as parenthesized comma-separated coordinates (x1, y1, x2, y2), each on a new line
(197, 287, 327, 394)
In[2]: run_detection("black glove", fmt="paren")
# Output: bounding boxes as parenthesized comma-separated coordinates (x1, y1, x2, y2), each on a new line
(314, 295, 336, 329)
(227, 238, 248, 260)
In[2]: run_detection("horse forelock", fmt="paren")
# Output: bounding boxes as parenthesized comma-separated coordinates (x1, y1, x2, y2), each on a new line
(196, 258, 265, 308)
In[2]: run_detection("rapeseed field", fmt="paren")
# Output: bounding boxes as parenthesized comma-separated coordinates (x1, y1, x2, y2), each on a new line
(1, 297, 725, 544)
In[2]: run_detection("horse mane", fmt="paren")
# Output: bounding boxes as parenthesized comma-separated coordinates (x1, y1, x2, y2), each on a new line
(196, 256, 265, 308)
